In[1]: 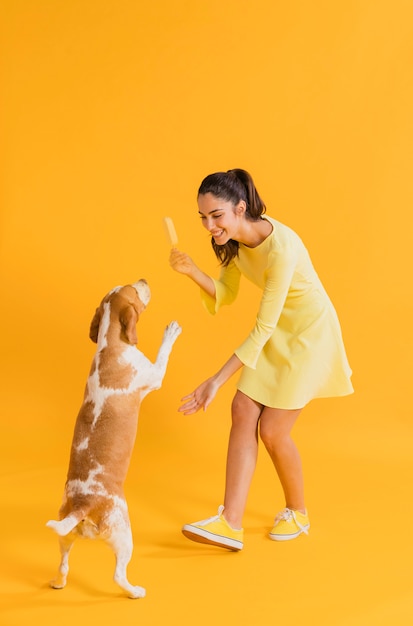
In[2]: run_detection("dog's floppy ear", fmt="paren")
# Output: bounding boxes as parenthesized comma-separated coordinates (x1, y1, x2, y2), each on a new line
(120, 304, 138, 345)
(89, 306, 102, 343)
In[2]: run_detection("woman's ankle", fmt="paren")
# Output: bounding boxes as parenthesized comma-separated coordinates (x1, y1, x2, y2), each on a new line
(222, 508, 243, 530)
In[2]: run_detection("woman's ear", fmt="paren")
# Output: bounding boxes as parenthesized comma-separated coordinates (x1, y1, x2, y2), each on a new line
(120, 304, 138, 345)
(235, 200, 247, 216)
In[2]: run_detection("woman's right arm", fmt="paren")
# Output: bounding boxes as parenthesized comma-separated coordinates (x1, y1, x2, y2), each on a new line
(169, 248, 216, 298)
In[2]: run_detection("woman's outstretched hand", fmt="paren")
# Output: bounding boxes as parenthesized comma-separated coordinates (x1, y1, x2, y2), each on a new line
(178, 377, 220, 415)
(178, 356, 244, 415)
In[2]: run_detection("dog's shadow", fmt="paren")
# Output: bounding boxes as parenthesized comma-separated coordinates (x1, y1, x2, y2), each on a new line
(1, 557, 127, 612)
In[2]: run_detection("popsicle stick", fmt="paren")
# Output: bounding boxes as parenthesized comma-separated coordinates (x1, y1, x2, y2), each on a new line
(163, 216, 178, 247)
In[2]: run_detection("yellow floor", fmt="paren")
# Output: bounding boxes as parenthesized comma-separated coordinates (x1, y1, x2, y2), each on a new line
(1, 393, 412, 625)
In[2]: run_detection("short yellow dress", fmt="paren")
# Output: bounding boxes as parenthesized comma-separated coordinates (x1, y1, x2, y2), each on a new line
(201, 216, 353, 409)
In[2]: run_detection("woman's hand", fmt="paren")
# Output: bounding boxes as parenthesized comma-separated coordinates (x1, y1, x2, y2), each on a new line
(178, 355, 244, 415)
(178, 377, 220, 415)
(169, 248, 196, 276)
(168, 248, 216, 296)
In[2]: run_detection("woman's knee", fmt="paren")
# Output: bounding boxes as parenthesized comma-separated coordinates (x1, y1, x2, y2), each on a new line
(259, 417, 279, 449)
(259, 408, 302, 448)
(231, 392, 262, 427)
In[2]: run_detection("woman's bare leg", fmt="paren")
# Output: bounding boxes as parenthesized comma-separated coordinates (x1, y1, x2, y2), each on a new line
(259, 407, 305, 512)
(222, 391, 263, 528)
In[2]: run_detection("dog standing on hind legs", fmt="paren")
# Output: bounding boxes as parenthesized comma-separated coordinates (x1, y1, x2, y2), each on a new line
(46, 279, 181, 599)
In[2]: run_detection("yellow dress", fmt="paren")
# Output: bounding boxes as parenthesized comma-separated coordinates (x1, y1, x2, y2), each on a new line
(201, 216, 353, 409)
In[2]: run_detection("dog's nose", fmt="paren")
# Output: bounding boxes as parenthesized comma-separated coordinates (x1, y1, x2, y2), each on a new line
(132, 280, 151, 307)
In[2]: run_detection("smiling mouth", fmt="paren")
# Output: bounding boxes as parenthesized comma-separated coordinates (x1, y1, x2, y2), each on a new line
(211, 230, 224, 239)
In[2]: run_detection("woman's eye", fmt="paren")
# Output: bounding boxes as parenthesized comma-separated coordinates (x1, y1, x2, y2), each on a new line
(199, 213, 222, 220)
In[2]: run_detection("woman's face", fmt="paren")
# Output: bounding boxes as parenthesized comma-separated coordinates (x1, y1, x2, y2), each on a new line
(197, 193, 245, 245)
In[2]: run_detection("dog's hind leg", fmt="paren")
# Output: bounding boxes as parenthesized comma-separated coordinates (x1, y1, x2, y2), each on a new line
(105, 508, 146, 599)
(50, 533, 75, 590)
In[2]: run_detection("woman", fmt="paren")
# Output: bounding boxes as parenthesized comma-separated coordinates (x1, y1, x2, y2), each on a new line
(169, 168, 353, 551)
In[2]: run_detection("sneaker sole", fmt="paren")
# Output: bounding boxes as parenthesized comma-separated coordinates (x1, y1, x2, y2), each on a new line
(182, 525, 243, 551)
(269, 524, 310, 542)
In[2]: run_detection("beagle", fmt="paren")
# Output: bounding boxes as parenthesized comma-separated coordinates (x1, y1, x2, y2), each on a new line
(46, 280, 181, 598)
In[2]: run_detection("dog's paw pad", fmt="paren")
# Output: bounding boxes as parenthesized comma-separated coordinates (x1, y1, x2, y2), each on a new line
(166, 321, 182, 338)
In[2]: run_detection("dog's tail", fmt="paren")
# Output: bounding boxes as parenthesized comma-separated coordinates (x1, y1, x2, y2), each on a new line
(46, 514, 82, 537)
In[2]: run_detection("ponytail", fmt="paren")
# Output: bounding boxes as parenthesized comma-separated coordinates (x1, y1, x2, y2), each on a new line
(198, 169, 266, 266)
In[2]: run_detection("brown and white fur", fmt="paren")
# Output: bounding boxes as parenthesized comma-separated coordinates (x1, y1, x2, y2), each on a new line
(46, 280, 181, 599)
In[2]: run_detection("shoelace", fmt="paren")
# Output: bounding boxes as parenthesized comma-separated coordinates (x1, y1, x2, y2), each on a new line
(274, 507, 309, 535)
(196, 505, 225, 527)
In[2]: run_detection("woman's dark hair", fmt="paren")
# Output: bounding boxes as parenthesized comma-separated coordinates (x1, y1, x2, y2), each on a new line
(198, 168, 266, 266)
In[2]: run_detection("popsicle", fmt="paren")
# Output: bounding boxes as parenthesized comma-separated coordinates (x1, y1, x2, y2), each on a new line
(163, 216, 178, 247)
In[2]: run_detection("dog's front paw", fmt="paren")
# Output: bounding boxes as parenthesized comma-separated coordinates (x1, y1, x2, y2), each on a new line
(164, 321, 182, 343)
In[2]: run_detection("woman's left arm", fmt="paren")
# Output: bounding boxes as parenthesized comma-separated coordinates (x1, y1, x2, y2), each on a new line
(235, 245, 297, 369)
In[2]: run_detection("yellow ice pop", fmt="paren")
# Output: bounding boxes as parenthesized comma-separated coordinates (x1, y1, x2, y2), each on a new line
(163, 216, 178, 247)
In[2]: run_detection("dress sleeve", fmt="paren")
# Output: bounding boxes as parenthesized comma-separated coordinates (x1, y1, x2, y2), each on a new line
(200, 259, 241, 314)
(234, 244, 297, 369)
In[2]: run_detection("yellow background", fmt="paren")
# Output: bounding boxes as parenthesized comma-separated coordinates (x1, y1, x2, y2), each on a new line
(1, 1, 412, 624)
